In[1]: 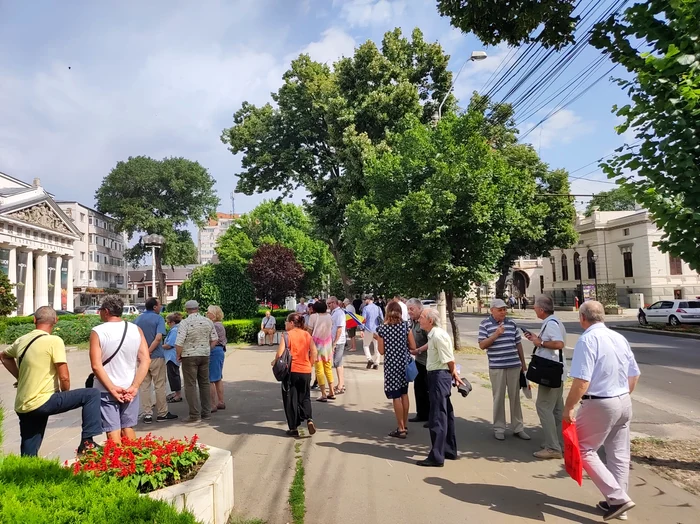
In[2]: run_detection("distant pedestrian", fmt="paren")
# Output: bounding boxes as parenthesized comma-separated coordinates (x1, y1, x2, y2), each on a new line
(393, 295, 409, 321)
(296, 298, 307, 315)
(522, 296, 529, 310)
(261, 310, 276, 346)
(564, 301, 640, 521)
(376, 302, 416, 439)
(206, 305, 227, 412)
(343, 298, 358, 352)
(175, 300, 218, 422)
(328, 296, 347, 395)
(306, 300, 335, 402)
(163, 313, 183, 403)
(273, 313, 317, 437)
(508, 295, 516, 312)
(478, 299, 529, 441)
(0, 306, 102, 456)
(377, 296, 387, 316)
(406, 298, 430, 425)
(353, 295, 363, 314)
(134, 298, 177, 423)
(524, 295, 567, 459)
(362, 295, 384, 369)
(415, 308, 464, 467)
(90, 296, 151, 443)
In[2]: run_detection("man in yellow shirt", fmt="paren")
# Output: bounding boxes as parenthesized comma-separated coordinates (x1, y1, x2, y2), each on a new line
(0, 306, 101, 456)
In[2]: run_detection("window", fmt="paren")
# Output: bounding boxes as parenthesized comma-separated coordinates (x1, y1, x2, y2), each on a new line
(80, 213, 85, 223)
(167, 285, 174, 296)
(539, 275, 544, 294)
(551, 260, 556, 282)
(587, 250, 597, 279)
(7, 224, 13, 233)
(80, 252, 85, 261)
(89, 270, 95, 280)
(102, 238, 106, 247)
(623, 228, 630, 236)
(89, 216, 93, 225)
(623, 252, 634, 277)
(89, 234, 94, 244)
(80, 270, 85, 279)
(669, 255, 683, 275)
(561, 254, 569, 281)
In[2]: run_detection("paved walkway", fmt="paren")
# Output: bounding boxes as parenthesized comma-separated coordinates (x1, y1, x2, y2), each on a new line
(1, 343, 698, 523)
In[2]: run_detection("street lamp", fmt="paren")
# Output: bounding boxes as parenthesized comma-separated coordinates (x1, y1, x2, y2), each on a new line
(574, 256, 583, 305)
(142, 234, 165, 301)
(591, 253, 599, 300)
(437, 50, 488, 119)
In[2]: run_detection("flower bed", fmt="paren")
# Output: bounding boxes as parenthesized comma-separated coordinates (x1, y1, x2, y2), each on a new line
(70, 434, 209, 493)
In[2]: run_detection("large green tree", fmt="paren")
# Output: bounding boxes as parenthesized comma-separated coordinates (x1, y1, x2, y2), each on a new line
(436, 0, 578, 49)
(592, 0, 700, 271)
(221, 28, 454, 295)
(95, 156, 219, 303)
(345, 104, 527, 348)
(0, 273, 18, 317)
(584, 186, 637, 216)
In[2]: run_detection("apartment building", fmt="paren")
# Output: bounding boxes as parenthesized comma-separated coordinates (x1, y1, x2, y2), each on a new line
(198, 212, 240, 264)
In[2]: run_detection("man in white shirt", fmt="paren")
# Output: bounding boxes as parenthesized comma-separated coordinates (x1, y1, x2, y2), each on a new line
(524, 295, 567, 460)
(328, 296, 347, 394)
(393, 295, 409, 322)
(564, 301, 641, 521)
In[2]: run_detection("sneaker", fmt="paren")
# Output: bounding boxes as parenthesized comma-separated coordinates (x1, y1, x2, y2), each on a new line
(372, 364, 379, 370)
(597, 501, 629, 520)
(366, 361, 373, 369)
(515, 431, 531, 440)
(77, 438, 100, 456)
(184, 416, 201, 423)
(143, 415, 153, 424)
(494, 433, 506, 441)
(286, 429, 300, 437)
(603, 501, 635, 521)
(533, 448, 563, 460)
(157, 412, 178, 422)
(307, 419, 317, 435)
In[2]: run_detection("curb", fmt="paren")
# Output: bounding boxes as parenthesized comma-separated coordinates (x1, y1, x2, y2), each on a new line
(610, 325, 700, 340)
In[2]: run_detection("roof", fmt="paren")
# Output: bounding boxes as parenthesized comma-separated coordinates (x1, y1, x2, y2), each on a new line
(206, 212, 240, 227)
(0, 187, 35, 197)
(0, 171, 32, 189)
(128, 264, 200, 283)
(55, 200, 117, 219)
(0, 194, 82, 237)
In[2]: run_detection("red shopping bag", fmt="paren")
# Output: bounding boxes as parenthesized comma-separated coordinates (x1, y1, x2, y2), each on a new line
(562, 420, 583, 486)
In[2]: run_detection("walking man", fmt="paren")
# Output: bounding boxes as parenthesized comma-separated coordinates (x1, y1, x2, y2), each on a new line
(361, 295, 384, 369)
(175, 300, 218, 422)
(394, 295, 409, 321)
(416, 308, 464, 467)
(407, 298, 430, 426)
(0, 306, 101, 456)
(564, 301, 640, 521)
(524, 295, 567, 459)
(328, 296, 347, 394)
(478, 299, 529, 441)
(134, 297, 177, 424)
(296, 297, 307, 315)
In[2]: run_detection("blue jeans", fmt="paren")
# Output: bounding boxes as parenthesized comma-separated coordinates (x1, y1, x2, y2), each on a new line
(17, 388, 102, 456)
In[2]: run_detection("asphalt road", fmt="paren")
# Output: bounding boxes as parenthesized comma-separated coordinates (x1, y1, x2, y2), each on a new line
(455, 313, 700, 431)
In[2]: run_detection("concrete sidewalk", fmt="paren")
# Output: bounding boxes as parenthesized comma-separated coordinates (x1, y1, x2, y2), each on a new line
(2, 344, 698, 523)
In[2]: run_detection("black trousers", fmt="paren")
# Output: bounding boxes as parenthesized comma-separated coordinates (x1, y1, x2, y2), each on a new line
(167, 361, 182, 392)
(414, 361, 430, 421)
(282, 372, 312, 430)
(427, 370, 457, 464)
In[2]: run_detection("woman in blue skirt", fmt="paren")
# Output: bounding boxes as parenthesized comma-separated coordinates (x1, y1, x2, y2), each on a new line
(206, 305, 227, 412)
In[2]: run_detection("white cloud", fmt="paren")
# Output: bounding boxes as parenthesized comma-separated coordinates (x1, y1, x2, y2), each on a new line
(520, 109, 595, 149)
(451, 44, 512, 105)
(336, 0, 406, 27)
(296, 27, 357, 64)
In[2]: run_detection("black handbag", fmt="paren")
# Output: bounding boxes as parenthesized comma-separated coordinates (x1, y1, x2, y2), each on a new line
(525, 319, 564, 388)
(85, 321, 129, 388)
(272, 333, 292, 382)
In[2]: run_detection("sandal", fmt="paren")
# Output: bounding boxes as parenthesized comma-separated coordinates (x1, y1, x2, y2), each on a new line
(167, 397, 183, 403)
(316, 397, 328, 403)
(389, 428, 408, 439)
(217, 403, 226, 410)
(326, 395, 337, 401)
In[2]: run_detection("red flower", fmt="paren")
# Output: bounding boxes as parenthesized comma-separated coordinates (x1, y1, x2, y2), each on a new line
(144, 460, 154, 474)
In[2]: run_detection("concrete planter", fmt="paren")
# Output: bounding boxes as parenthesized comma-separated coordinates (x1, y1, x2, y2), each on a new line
(148, 446, 234, 524)
(605, 307, 623, 315)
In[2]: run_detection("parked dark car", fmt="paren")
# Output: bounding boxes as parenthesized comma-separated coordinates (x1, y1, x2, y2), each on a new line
(55, 310, 75, 316)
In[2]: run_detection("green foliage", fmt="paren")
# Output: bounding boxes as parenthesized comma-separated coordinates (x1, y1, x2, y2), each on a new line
(288, 455, 305, 524)
(592, 1, 700, 271)
(222, 319, 259, 344)
(247, 244, 304, 305)
(585, 187, 637, 216)
(221, 28, 455, 294)
(436, 0, 578, 49)
(215, 227, 256, 270)
(1, 316, 104, 345)
(0, 272, 18, 317)
(597, 283, 618, 308)
(0, 455, 197, 523)
(171, 263, 257, 319)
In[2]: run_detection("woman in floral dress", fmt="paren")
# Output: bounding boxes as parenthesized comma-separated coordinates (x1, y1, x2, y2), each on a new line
(306, 300, 335, 402)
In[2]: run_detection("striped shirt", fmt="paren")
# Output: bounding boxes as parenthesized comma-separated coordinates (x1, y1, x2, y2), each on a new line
(478, 316, 522, 369)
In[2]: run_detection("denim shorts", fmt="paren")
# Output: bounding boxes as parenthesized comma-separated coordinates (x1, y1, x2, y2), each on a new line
(333, 342, 345, 368)
(100, 392, 139, 433)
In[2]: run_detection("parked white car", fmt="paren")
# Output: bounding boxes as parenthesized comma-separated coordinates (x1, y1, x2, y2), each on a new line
(123, 305, 139, 315)
(82, 306, 101, 315)
(638, 299, 700, 326)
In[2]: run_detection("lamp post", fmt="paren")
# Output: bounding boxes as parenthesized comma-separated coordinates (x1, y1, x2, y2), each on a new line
(142, 234, 165, 301)
(434, 49, 487, 328)
(574, 256, 583, 305)
(591, 253, 599, 301)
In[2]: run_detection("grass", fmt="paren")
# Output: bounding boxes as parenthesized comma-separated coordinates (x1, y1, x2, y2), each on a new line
(631, 437, 700, 495)
(641, 323, 700, 335)
(67, 341, 90, 350)
(228, 518, 266, 524)
(455, 346, 484, 355)
(472, 371, 492, 389)
(289, 444, 306, 524)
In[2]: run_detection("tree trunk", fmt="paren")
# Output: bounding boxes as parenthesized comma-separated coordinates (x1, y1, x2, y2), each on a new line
(330, 246, 352, 297)
(446, 289, 460, 351)
(495, 260, 512, 299)
(155, 248, 166, 305)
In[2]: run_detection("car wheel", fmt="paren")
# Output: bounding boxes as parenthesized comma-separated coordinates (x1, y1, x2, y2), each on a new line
(669, 315, 680, 326)
(638, 314, 648, 326)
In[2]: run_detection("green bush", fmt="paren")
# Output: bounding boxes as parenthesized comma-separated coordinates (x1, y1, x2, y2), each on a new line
(223, 319, 259, 343)
(256, 308, 291, 318)
(0, 455, 197, 523)
(2, 316, 103, 345)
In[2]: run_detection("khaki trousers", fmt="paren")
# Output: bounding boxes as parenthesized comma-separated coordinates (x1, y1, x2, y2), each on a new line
(139, 357, 167, 417)
(181, 355, 211, 419)
(536, 384, 564, 452)
(489, 366, 524, 435)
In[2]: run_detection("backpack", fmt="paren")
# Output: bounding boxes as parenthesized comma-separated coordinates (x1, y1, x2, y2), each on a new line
(272, 333, 292, 382)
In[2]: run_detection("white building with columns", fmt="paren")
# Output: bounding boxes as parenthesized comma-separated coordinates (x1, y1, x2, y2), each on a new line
(0, 173, 81, 315)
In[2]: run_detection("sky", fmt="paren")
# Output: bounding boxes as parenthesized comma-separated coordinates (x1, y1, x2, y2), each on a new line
(0, 0, 636, 245)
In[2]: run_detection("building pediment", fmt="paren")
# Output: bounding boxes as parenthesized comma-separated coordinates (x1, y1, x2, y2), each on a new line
(5, 201, 77, 236)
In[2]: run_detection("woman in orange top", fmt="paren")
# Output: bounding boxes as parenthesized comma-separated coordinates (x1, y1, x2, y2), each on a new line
(273, 313, 318, 437)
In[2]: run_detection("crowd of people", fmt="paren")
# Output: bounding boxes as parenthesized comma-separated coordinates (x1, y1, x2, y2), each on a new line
(1, 291, 640, 521)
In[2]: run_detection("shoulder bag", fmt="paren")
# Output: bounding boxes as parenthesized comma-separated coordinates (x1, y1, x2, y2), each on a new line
(525, 319, 564, 388)
(85, 321, 129, 388)
(272, 332, 292, 382)
(17, 333, 49, 368)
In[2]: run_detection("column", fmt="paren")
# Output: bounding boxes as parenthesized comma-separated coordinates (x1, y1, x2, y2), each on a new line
(35, 251, 49, 308)
(53, 255, 62, 309)
(22, 250, 34, 316)
(66, 257, 74, 312)
(8, 247, 17, 307)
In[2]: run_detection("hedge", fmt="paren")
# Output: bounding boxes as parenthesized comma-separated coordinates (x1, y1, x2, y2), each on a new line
(0, 455, 197, 523)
